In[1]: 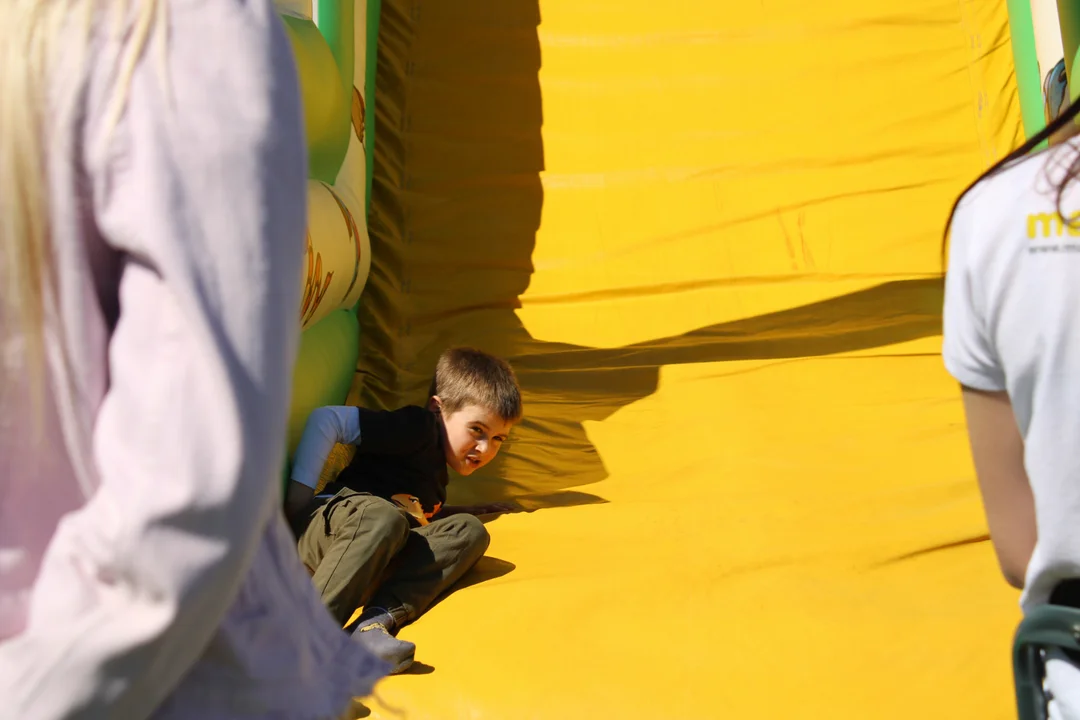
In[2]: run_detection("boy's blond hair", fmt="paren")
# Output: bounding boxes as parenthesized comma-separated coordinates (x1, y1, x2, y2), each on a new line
(428, 347, 522, 423)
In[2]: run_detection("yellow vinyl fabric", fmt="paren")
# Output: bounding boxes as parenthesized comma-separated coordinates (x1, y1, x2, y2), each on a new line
(349, 0, 1026, 717)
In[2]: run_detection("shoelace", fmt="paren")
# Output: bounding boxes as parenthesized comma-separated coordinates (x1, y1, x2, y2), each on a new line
(357, 622, 390, 634)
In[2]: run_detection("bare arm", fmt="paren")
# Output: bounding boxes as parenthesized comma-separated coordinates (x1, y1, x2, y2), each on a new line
(961, 386, 1037, 589)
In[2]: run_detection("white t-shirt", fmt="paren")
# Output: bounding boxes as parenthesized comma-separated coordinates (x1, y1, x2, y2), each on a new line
(944, 144, 1080, 715)
(944, 142, 1080, 613)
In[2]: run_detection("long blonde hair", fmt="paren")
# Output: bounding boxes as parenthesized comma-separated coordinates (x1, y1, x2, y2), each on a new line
(0, 0, 162, 419)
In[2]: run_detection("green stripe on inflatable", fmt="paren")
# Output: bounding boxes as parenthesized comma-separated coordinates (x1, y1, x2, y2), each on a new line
(1006, 0, 1048, 140)
(364, 0, 382, 217)
(349, 0, 381, 316)
(1074, 45, 1080, 104)
(1059, 0, 1080, 101)
(314, 0, 355, 111)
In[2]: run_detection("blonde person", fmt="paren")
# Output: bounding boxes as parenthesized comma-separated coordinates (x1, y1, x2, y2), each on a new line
(944, 97, 1080, 714)
(0, 1, 386, 717)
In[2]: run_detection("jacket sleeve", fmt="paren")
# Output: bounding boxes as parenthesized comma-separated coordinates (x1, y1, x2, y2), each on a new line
(0, 1, 308, 717)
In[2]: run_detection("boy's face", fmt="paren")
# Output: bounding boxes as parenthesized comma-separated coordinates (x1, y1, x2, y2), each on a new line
(431, 399, 514, 476)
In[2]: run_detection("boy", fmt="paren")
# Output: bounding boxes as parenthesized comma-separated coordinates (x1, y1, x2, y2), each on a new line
(284, 347, 522, 673)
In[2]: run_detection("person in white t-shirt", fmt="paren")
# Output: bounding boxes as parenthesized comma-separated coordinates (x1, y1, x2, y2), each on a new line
(944, 101, 1080, 717)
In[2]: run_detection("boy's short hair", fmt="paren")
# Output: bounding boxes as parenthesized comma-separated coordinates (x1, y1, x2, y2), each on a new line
(428, 347, 522, 423)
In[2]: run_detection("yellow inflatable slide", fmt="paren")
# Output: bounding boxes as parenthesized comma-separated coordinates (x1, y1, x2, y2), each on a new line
(281, 0, 1038, 717)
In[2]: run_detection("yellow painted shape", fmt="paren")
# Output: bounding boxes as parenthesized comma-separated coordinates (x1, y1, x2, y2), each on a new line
(300, 181, 369, 329)
(280, 14, 350, 183)
(347, 0, 1026, 717)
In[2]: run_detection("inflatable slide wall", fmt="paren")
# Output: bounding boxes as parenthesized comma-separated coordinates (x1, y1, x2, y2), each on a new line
(274, 0, 380, 488)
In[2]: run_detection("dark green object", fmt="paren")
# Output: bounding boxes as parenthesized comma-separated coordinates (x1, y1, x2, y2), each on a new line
(1006, 0, 1049, 141)
(352, 0, 381, 317)
(1013, 604, 1080, 720)
(364, 0, 382, 216)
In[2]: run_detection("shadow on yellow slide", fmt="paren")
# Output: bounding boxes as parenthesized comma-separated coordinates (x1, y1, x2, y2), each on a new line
(345, 0, 1026, 717)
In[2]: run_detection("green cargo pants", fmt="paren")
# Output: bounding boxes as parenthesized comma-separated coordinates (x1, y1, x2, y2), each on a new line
(296, 488, 490, 627)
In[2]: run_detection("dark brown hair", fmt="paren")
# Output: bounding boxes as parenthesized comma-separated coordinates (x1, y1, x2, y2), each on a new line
(943, 95, 1080, 263)
(428, 347, 523, 423)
